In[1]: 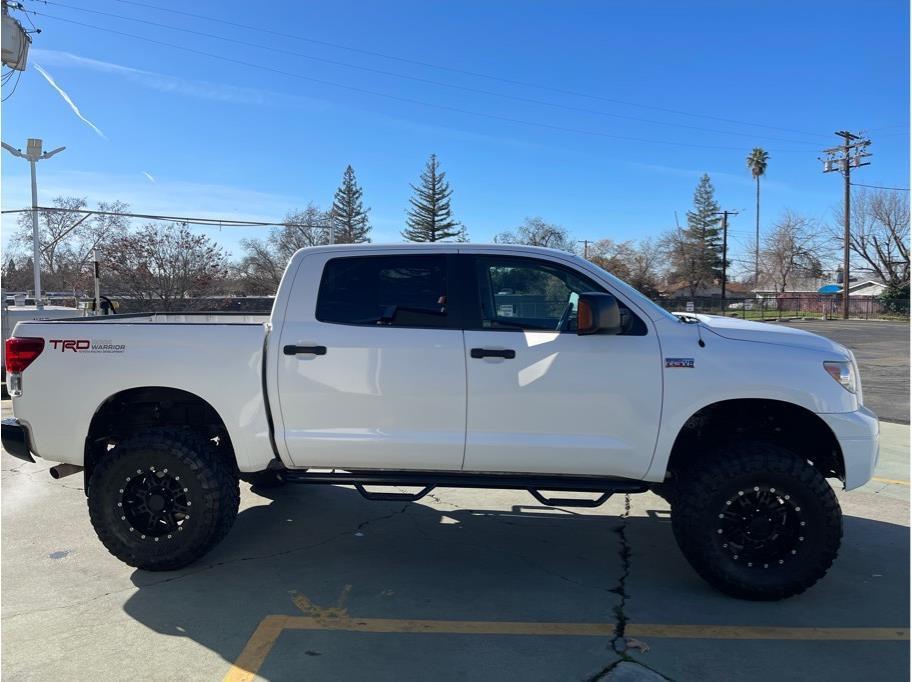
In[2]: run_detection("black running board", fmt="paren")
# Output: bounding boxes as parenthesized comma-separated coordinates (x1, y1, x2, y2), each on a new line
(280, 469, 647, 507)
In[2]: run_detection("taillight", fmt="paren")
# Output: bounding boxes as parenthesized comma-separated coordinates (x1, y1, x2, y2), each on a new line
(5, 337, 45, 373)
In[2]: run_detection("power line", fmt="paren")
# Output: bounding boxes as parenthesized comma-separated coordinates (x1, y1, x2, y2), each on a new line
(37, 1, 825, 146)
(1, 205, 322, 228)
(29, 11, 817, 153)
(72, 0, 830, 140)
(850, 182, 909, 191)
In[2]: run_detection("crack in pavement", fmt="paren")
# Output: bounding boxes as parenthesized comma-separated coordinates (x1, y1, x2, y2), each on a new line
(589, 494, 672, 682)
(407, 490, 673, 681)
(609, 494, 632, 654)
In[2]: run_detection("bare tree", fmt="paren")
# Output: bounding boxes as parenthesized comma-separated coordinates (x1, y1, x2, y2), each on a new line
(104, 222, 229, 310)
(589, 237, 662, 296)
(759, 211, 824, 292)
(10, 197, 130, 292)
(833, 189, 909, 289)
(494, 217, 576, 252)
(238, 203, 330, 294)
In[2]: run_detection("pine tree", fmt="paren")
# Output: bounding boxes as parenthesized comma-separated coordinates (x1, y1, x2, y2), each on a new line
(330, 165, 371, 244)
(402, 154, 465, 242)
(679, 173, 724, 292)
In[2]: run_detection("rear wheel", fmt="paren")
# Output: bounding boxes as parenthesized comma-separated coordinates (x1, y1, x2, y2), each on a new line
(88, 428, 239, 571)
(671, 441, 842, 600)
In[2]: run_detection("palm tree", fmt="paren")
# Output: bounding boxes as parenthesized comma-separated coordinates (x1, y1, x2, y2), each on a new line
(746, 147, 770, 284)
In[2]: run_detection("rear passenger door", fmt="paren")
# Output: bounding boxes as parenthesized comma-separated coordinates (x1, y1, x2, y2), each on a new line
(276, 251, 467, 471)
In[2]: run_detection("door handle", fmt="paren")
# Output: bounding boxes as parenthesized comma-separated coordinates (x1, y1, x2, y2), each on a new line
(283, 345, 327, 356)
(470, 348, 516, 359)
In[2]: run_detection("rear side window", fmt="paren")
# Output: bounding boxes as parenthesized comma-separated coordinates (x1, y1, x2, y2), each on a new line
(316, 255, 449, 328)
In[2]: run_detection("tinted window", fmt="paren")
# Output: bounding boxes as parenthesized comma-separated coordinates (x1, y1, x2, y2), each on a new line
(316, 255, 449, 328)
(472, 256, 646, 335)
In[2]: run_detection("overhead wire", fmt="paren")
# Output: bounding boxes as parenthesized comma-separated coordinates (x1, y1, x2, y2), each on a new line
(850, 183, 909, 191)
(27, 10, 819, 153)
(1, 205, 325, 229)
(108, 0, 830, 140)
(37, 0, 822, 147)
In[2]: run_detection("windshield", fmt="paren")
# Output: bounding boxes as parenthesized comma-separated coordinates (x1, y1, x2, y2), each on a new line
(574, 256, 680, 323)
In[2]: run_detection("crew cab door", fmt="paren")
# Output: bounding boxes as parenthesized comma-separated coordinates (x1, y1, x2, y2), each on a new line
(275, 250, 466, 471)
(460, 253, 662, 479)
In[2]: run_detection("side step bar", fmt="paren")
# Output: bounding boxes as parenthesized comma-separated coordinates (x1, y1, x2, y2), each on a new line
(279, 468, 648, 507)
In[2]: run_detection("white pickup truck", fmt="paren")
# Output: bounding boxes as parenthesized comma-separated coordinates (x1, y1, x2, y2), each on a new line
(2, 244, 879, 599)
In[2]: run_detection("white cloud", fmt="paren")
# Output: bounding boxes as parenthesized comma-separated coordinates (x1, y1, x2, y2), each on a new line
(33, 63, 107, 140)
(629, 161, 790, 191)
(31, 49, 327, 109)
(142, 171, 156, 183)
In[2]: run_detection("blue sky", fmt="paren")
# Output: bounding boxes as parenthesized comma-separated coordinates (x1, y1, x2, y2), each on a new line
(2, 0, 908, 275)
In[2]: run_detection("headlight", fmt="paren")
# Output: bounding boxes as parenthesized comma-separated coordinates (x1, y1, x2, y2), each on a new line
(823, 361, 856, 394)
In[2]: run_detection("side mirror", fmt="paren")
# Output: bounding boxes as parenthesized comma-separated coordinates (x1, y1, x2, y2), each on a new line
(577, 292, 621, 335)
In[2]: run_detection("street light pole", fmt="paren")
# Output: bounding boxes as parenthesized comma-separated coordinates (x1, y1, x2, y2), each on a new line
(29, 153, 41, 307)
(2, 138, 66, 309)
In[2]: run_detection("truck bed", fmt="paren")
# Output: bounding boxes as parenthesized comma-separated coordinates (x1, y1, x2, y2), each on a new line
(8, 315, 274, 472)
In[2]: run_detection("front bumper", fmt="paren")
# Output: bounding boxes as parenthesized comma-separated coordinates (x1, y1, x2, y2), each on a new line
(1, 418, 35, 463)
(819, 406, 880, 491)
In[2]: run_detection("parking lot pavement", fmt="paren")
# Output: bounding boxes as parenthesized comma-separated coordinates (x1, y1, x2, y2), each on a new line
(778, 320, 910, 424)
(2, 401, 909, 681)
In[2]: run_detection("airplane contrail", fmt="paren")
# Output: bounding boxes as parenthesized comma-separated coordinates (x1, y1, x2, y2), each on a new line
(142, 171, 156, 183)
(33, 63, 107, 140)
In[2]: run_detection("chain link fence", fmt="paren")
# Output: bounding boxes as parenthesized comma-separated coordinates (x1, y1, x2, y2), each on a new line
(653, 294, 910, 321)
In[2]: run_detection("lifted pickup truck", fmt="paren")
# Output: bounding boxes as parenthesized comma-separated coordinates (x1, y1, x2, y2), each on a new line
(2, 244, 878, 599)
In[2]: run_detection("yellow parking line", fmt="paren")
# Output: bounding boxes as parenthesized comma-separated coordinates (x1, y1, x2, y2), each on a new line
(223, 615, 290, 682)
(223, 588, 909, 680)
(871, 476, 910, 486)
(223, 615, 909, 681)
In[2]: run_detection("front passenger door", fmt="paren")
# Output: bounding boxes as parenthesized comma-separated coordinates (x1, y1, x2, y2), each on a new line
(461, 254, 662, 479)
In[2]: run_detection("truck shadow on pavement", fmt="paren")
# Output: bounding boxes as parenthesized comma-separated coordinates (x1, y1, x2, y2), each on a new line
(121, 483, 910, 682)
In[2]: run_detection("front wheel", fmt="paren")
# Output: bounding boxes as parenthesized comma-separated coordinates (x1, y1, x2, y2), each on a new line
(88, 428, 240, 571)
(671, 441, 842, 600)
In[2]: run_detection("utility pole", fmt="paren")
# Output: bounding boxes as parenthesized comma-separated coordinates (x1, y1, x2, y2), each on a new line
(711, 210, 738, 303)
(2, 138, 66, 309)
(93, 249, 101, 316)
(821, 131, 871, 319)
(577, 240, 590, 259)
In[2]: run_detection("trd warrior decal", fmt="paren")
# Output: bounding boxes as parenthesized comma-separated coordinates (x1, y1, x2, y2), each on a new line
(49, 339, 125, 353)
